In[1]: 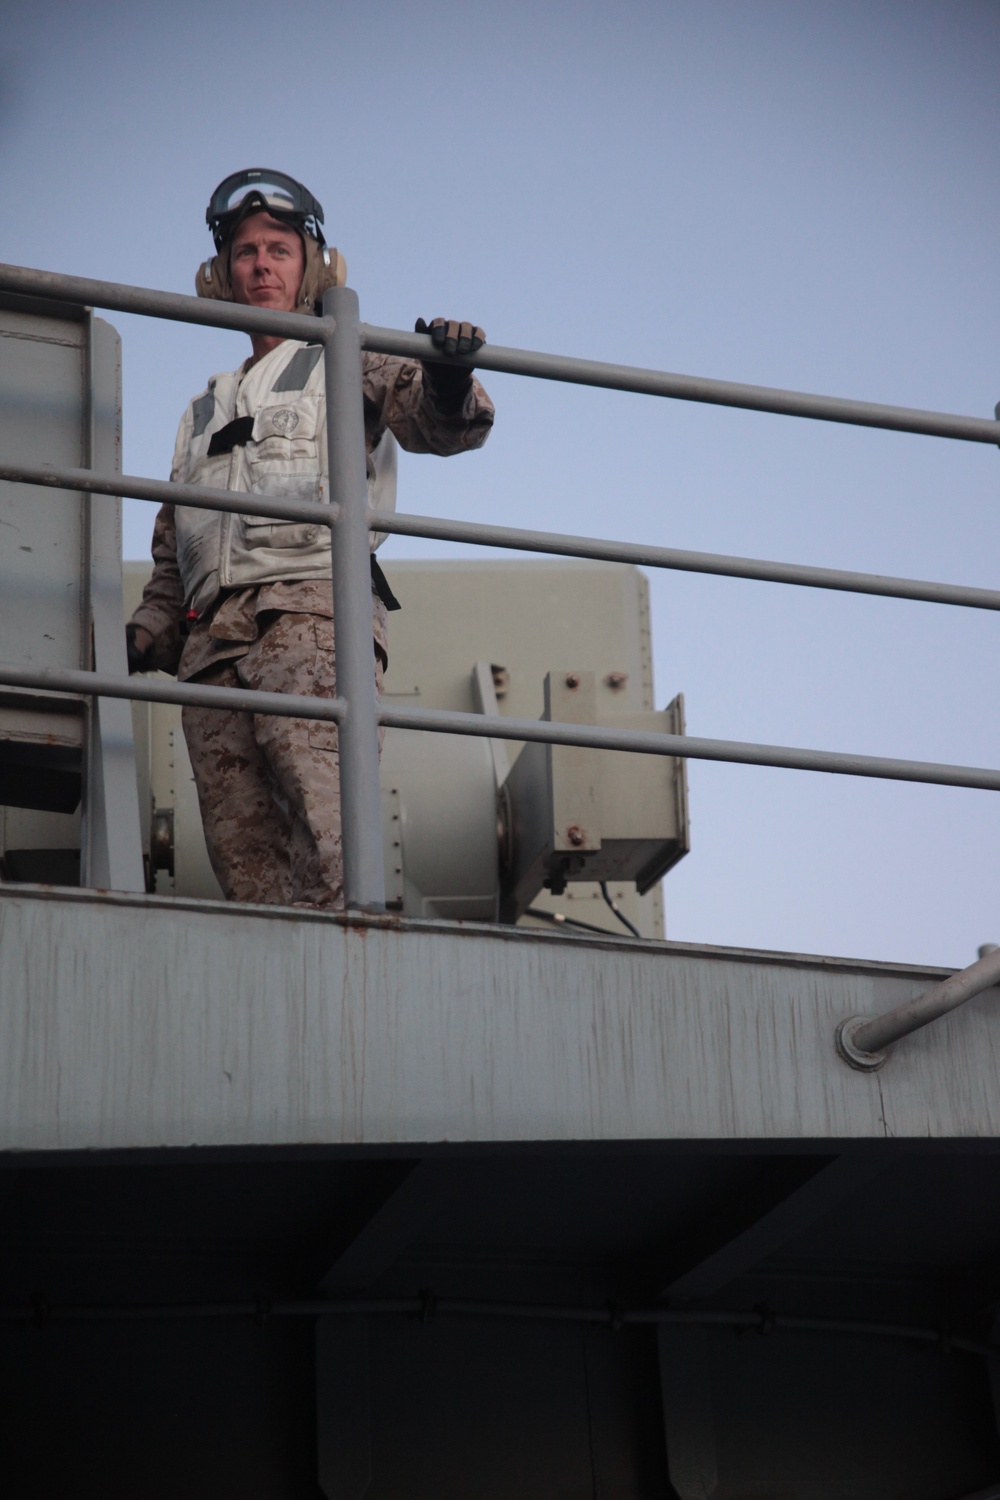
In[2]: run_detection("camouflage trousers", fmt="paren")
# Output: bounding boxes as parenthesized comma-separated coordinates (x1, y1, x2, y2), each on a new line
(181, 611, 383, 909)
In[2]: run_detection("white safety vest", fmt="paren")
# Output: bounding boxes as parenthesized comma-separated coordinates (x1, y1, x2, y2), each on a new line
(170, 339, 397, 615)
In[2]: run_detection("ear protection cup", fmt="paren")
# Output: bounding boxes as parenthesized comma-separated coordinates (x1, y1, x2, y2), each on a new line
(195, 255, 230, 300)
(194, 239, 347, 312)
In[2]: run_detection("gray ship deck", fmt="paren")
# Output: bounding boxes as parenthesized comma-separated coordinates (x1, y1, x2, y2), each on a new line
(2, 883, 997, 1152)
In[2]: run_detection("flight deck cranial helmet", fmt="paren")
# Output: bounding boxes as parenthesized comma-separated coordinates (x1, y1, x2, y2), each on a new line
(196, 168, 347, 313)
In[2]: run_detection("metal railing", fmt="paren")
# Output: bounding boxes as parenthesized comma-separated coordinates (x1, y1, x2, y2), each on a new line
(1, 260, 999, 914)
(836, 945, 1000, 1071)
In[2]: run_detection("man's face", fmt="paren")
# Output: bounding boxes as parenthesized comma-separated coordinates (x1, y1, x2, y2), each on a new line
(228, 212, 305, 313)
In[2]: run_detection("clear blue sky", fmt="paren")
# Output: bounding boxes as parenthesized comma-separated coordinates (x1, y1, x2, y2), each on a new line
(3, 0, 999, 966)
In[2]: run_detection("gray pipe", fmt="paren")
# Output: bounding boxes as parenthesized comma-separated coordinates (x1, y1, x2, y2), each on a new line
(2, 657, 1000, 794)
(363, 323, 1000, 446)
(323, 287, 386, 912)
(0, 459, 334, 527)
(837, 947, 1000, 1069)
(2, 261, 998, 444)
(1, 660, 998, 794)
(372, 508, 1000, 614)
(380, 701, 1000, 793)
(3, 462, 1000, 614)
(0, 261, 322, 341)
(0, 661, 344, 724)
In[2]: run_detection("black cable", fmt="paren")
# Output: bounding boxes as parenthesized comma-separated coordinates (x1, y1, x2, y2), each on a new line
(0, 1295, 992, 1359)
(599, 881, 641, 938)
(525, 906, 623, 937)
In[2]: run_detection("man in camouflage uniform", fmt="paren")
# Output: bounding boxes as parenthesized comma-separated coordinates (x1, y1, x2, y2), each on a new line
(127, 169, 493, 908)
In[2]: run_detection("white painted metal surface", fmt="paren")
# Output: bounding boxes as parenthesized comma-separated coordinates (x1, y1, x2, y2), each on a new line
(1, 885, 998, 1153)
(122, 558, 672, 936)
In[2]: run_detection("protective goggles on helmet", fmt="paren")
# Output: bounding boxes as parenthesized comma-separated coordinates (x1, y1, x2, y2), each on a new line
(206, 168, 326, 252)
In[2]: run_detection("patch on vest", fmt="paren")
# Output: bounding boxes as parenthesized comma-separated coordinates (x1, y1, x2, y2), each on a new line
(272, 344, 323, 392)
(191, 389, 216, 438)
(270, 407, 300, 435)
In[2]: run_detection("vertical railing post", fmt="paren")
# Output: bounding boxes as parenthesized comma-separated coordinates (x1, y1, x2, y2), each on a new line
(323, 286, 386, 912)
(80, 309, 145, 893)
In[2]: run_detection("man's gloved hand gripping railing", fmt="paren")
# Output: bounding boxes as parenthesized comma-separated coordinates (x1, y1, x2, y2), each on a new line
(1, 261, 1000, 915)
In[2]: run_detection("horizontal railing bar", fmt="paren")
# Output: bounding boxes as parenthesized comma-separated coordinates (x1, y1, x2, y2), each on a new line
(2, 462, 994, 618)
(2, 266, 994, 447)
(364, 323, 1000, 446)
(0, 663, 345, 725)
(1, 661, 996, 792)
(0, 262, 326, 342)
(379, 702, 1000, 793)
(371, 508, 1000, 613)
(0, 461, 333, 527)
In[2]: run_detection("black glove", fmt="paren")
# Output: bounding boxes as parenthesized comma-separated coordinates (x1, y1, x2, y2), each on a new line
(125, 622, 154, 675)
(415, 316, 485, 356)
(415, 317, 485, 409)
